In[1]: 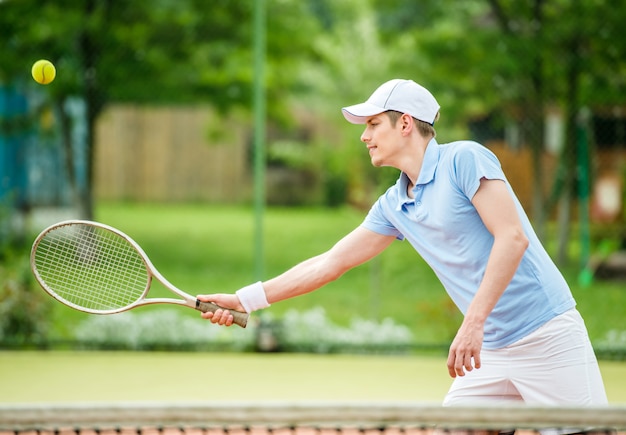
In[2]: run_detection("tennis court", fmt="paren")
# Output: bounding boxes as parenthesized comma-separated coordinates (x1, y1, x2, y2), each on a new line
(2, 351, 626, 434)
(2, 351, 626, 404)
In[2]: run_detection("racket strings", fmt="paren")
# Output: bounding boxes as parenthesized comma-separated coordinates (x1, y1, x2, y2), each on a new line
(33, 223, 150, 311)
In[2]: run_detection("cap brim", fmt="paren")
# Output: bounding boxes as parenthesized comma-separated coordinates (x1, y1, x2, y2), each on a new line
(341, 102, 385, 124)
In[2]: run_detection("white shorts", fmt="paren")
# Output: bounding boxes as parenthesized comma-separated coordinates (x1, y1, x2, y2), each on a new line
(443, 308, 608, 406)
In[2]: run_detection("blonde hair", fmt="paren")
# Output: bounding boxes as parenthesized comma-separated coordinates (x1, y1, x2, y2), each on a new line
(385, 110, 439, 138)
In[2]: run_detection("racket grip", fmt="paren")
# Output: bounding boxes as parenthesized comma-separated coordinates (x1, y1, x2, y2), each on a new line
(195, 300, 249, 328)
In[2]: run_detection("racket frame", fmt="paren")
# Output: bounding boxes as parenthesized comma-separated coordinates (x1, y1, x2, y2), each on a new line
(30, 220, 248, 327)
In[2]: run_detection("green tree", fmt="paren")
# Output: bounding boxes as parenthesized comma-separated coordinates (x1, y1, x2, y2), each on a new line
(2, 0, 625, 248)
(0, 0, 322, 218)
(374, 0, 626, 264)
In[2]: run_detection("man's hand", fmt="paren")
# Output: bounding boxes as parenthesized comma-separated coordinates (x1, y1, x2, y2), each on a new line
(197, 293, 243, 326)
(447, 320, 484, 378)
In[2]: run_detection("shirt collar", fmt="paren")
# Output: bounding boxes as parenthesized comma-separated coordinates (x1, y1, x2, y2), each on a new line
(415, 138, 439, 186)
(396, 138, 440, 209)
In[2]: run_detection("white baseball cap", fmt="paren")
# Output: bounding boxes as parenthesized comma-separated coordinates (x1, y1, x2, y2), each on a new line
(342, 79, 440, 125)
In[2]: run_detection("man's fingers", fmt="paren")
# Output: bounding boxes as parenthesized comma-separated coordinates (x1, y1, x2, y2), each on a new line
(450, 352, 468, 377)
(447, 351, 460, 378)
(213, 309, 234, 326)
(201, 308, 234, 326)
(455, 358, 466, 377)
(464, 353, 474, 372)
(220, 311, 234, 326)
(447, 349, 480, 378)
(474, 353, 482, 369)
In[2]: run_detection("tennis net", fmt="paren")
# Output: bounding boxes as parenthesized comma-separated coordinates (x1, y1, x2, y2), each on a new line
(1, 403, 625, 435)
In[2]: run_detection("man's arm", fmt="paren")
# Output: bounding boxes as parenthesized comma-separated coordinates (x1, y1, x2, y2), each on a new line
(199, 226, 396, 325)
(447, 178, 529, 378)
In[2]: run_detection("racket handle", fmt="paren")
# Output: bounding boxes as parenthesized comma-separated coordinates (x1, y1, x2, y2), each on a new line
(195, 300, 249, 328)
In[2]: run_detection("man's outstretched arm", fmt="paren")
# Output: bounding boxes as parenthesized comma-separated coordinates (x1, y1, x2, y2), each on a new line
(198, 226, 396, 325)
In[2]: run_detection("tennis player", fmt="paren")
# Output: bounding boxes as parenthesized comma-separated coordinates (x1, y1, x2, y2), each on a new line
(198, 79, 608, 407)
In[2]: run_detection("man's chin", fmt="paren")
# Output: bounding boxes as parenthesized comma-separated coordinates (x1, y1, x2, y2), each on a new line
(370, 158, 383, 167)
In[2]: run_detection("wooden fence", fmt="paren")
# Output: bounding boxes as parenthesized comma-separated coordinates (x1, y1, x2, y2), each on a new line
(93, 105, 624, 221)
(94, 105, 250, 203)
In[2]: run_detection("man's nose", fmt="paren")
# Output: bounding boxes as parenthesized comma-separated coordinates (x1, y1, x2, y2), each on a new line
(360, 128, 370, 143)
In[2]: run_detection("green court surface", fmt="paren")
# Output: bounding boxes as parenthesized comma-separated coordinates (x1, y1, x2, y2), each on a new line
(1, 351, 625, 404)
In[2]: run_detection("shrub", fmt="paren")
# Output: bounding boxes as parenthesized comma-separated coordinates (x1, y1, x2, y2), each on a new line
(74, 309, 255, 351)
(0, 252, 50, 346)
(269, 307, 414, 354)
(595, 329, 626, 360)
(71, 306, 414, 354)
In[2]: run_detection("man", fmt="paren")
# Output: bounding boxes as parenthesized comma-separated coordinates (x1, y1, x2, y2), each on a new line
(198, 79, 608, 406)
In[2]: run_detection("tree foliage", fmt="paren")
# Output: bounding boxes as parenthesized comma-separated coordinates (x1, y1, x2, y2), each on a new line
(1, 0, 625, 251)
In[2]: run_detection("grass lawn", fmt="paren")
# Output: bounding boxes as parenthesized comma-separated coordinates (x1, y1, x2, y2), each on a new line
(10, 202, 626, 378)
(2, 351, 626, 404)
(85, 202, 625, 349)
(43, 202, 462, 344)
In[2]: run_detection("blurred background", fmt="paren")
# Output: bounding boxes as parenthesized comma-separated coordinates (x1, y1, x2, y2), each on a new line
(1, 0, 625, 358)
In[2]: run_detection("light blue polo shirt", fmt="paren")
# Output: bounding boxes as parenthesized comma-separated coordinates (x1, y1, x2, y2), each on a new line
(362, 139, 575, 349)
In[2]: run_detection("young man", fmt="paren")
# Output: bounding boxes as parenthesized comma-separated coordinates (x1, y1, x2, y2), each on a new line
(198, 79, 608, 406)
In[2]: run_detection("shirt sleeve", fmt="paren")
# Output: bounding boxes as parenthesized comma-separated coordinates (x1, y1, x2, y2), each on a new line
(453, 142, 506, 200)
(361, 198, 405, 240)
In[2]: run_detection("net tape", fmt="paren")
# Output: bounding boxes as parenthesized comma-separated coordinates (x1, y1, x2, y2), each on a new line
(1, 403, 625, 434)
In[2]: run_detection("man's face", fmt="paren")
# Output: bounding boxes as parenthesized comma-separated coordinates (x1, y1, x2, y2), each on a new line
(360, 113, 403, 168)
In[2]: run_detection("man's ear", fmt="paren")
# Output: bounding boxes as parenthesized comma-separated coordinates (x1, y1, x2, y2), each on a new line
(400, 113, 413, 135)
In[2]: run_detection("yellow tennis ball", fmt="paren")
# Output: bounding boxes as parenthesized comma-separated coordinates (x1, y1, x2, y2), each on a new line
(31, 59, 56, 85)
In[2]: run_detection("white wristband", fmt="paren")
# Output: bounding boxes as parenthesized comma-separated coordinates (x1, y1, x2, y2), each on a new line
(236, 281, 270, 313)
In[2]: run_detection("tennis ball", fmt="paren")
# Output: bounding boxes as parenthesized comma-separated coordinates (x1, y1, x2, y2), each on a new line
(31, 59, 56, 85)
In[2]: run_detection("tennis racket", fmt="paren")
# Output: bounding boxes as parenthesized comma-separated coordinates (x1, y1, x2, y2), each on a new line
(30, 220, 248, 328)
